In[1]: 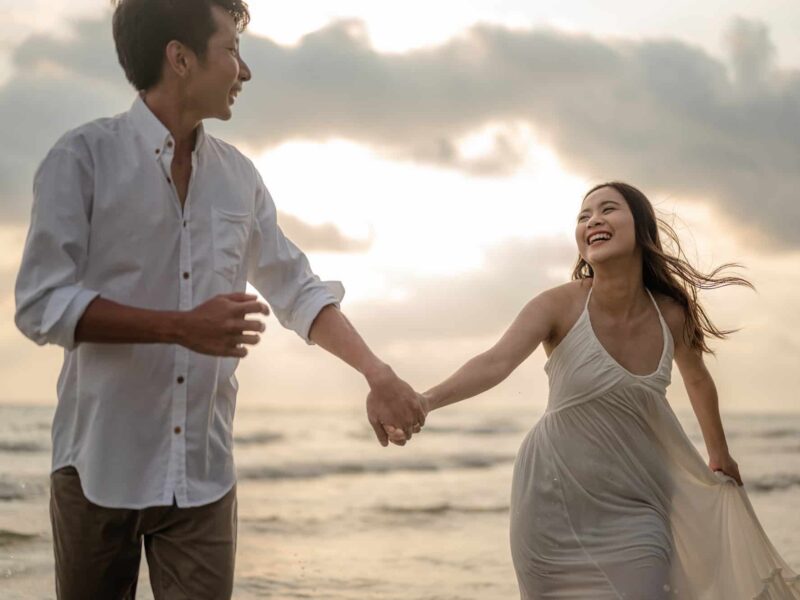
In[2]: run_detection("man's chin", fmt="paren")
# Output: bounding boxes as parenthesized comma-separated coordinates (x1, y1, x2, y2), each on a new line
(208, 106, 233, 121)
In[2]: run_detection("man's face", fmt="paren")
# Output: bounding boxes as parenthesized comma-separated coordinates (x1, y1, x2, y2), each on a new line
(186, 5, 251, 120)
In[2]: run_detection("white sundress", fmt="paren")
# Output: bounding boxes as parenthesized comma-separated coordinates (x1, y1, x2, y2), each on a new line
(510, 286, 800, 599)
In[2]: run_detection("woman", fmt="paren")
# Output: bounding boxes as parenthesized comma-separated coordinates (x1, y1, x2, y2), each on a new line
(388, 182, 800, 598)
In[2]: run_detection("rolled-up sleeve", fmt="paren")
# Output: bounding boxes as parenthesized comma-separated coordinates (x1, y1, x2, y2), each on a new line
(246, 170, 344, 344)
(14, 144, 99, 350)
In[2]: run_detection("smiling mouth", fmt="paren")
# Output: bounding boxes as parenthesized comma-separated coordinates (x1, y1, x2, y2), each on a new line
(587, 233, 612, 246)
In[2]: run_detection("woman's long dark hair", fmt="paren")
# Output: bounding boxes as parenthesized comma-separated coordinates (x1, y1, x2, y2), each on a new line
(572, 182, 754, 355)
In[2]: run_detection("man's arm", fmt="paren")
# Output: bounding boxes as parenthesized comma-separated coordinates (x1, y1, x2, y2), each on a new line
(244, 171, 345, 343)
(75, 294, 269, 357)
(246, 170, 424, 445)
(308, 305, 426, 447)
(14, 144, 98, 350)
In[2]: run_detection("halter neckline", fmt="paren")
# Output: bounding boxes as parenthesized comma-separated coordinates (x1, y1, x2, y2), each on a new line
(584, 286, 669, 379)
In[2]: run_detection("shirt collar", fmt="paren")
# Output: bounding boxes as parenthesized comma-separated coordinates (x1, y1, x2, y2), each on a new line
(128, 94, 207, 156)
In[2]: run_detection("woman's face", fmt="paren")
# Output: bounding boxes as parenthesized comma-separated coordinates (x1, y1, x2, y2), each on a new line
(575, 186, 638, 268)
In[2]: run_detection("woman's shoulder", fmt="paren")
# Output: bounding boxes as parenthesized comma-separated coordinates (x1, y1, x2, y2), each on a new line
(652, 291, 687, 342)
(534, 279, 591, 347)
(538, 278, 591, 308)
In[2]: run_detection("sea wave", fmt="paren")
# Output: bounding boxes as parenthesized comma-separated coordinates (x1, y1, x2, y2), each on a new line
(237, 454, 515, 481)
(0, 479, 44, 501)
(234, 431, 284, 446)
(0, 529, 38, 546)
(0, 439, 48, 453)
(376, 502, 509, 515)
(747, 474, 800, 493)
(728, 429, 800, 441)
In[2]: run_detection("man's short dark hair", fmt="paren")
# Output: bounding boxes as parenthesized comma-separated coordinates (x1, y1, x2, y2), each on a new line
(112, 0, 250, 91)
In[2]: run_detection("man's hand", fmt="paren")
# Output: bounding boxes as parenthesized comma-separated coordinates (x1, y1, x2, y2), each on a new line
(178, 293, 269, 357)
(365, 365, 426, 447)
(304, 306, 425, 446)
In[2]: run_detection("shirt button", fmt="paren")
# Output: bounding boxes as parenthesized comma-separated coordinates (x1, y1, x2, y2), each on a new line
(166, 176, 172, 183)
(182, 272, 189, 280)
(155, 148, 160, 155)
(182, 220, 187, 228)
(177, 376, 185, 384)
(167, 140, 173, 148)
(174, 426, 182, 434)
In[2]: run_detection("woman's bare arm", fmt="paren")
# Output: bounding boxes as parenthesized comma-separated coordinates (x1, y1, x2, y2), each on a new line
(422, 288, 561, 413)
(666, 299, 743, 485)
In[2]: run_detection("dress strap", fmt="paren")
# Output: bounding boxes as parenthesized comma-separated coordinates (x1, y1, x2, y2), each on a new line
(645, 288, 665, 323)
(584, 285, 593, 310)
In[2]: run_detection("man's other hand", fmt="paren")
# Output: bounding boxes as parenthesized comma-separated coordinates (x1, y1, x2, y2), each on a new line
(179, 293, 269, 357)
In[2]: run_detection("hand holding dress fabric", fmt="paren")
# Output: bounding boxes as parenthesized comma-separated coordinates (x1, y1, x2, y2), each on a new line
(709, 451, 743, 486)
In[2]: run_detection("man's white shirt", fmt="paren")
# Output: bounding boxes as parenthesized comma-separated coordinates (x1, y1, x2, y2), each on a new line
(15, 96, 344, 508)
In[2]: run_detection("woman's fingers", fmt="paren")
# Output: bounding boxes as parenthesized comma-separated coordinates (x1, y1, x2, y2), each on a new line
(385, 423, 416, 443)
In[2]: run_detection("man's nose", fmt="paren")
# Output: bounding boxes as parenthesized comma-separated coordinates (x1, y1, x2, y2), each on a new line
(238, 56, 252, 82)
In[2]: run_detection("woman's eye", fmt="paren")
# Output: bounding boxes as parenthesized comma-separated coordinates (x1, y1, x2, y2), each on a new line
(603, 207, 614, 213)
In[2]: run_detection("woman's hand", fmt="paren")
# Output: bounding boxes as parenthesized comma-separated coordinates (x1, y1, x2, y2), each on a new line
(709, 452, 743, 486)
(384, 392, 430, 444)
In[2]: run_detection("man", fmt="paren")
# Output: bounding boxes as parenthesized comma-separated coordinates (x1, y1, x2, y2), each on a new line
(14, 1, 425, 598)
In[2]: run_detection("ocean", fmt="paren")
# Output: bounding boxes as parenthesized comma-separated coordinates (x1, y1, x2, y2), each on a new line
(1, 402, 798, 599)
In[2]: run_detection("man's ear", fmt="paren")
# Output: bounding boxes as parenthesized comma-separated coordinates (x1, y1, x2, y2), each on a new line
(164, 40, 195, 79)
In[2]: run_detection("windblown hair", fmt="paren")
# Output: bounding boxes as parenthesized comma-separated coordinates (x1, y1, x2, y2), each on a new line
(112, 0, 250, 90)
(572, 182, 754, 355)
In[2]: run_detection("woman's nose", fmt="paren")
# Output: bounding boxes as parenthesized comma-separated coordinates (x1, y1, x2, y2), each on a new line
(587, 215, 604, 228)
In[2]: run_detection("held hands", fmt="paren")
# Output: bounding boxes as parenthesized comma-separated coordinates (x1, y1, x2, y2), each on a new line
(709, 451, 743, 486)
(384, 393, 431, 445)
(365, 365, 427, 447)
(179, 293, 269, 357)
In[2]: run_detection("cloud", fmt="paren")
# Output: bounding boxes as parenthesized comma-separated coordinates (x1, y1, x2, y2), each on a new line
(1, 15, 800, 248)
(232, 19, 800, 245)
(723, 17, 776, 89)
(349, 235, 576, 345)
(229, 18, 800, 248)
(277, 212, 371, 252)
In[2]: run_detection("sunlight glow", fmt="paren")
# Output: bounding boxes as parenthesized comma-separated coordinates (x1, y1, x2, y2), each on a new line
(252, 136, 590, 303)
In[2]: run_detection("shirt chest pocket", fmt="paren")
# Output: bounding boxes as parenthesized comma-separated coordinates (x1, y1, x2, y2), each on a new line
(211, 206, 252, 283)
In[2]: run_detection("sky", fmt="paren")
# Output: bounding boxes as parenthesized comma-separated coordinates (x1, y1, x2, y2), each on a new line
(1, 1, 799, 413)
